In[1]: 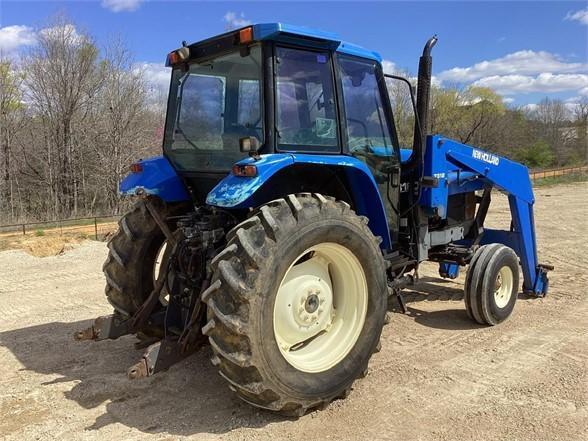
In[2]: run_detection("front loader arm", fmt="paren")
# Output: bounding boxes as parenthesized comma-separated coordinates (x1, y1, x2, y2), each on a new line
(427, 136, 550, 296)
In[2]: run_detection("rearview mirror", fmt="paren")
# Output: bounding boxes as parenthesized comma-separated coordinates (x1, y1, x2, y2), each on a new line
(384, 74, 417, 150)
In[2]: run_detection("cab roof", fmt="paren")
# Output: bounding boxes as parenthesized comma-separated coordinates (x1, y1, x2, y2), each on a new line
(251, 23, 382, 62)
(170, 23, 382, 67)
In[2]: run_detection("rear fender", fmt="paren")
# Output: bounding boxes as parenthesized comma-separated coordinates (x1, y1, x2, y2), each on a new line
(119, 156, 190, 202)
(206, 153, 391, 249)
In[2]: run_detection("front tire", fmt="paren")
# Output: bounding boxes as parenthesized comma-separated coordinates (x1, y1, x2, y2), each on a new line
(465, 244, 520, 325)
(202, 194, 387, 416)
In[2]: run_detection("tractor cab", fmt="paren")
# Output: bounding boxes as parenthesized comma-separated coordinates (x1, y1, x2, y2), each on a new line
(159, 23, 401, 233)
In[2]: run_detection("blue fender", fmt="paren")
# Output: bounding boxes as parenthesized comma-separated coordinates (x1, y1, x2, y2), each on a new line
(119, 156, 190, 202)
(206, 153, 392, 249)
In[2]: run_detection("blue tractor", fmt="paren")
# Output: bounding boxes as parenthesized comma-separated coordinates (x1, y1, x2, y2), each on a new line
(77, 24, 552, 416)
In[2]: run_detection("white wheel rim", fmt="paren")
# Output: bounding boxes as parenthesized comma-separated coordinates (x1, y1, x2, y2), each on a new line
(494, 266, 514, 308)
(154, 241, 169, 305)
(273, 243, 368, 373)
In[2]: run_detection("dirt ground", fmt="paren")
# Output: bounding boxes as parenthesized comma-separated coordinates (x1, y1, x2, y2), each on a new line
(0, 183, 586, 441)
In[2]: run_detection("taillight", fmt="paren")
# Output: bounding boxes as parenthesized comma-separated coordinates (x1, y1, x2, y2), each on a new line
(232, 164, 257, 177)
(129, 163, 143, 173)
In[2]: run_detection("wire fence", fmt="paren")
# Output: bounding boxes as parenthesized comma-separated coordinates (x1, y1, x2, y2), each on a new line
(529, 165, 588, 181)
(0, 165, 586, 239)
(0, 215, 121, 241)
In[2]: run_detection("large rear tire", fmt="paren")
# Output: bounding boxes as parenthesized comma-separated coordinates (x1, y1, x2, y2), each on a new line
(202, 194, 388, 416)
(103, 199, 182, 324)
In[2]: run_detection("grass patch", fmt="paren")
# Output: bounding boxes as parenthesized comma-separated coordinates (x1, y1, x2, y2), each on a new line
(0, 235, 85, 256)
(533, 171, 588, 187)
(0, 221, 118, 256)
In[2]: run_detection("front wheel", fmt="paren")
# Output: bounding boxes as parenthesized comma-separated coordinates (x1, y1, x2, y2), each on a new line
(202, 194, 388, 416)
(464, 244, 520, 325)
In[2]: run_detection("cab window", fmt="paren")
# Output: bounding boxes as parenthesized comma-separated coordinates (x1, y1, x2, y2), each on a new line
(275, 47, 339, 152)
(338, 56, 394, 156)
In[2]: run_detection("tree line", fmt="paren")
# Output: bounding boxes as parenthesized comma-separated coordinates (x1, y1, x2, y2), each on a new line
(390, 78, 587, 169)
(1, 18, 163, 224)
(1, 18, 587, 224)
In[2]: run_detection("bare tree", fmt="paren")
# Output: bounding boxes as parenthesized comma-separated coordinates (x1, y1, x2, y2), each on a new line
(532, 98, 573, 165)
(0, 58, 25, 221)
(23, 17, 104, 218)
(89, 38, 154, 212)
(572, 97, 588, 163)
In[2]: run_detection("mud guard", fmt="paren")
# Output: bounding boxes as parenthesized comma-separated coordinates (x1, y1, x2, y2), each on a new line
(206, 153, 392, 249)
(119, 156, 190, 202)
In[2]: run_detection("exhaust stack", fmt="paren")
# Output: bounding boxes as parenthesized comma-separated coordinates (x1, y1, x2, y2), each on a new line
(412, 35, 438, 168)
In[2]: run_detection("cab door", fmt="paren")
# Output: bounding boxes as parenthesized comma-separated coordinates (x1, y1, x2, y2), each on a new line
(336, 55, 401, 240)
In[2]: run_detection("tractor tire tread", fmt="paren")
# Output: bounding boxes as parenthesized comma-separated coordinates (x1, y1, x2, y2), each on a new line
(102, 199, 184, 330)
(466, 244, 501, 324)
(205, 193, 384, 416)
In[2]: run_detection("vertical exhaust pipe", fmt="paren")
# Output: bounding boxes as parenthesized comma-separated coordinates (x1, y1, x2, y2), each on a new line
(412, 35, 438, 169)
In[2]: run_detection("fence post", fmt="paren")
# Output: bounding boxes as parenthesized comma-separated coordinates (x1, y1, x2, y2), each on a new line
(22, 224, 25, 235)
(94, 217, 98, 240)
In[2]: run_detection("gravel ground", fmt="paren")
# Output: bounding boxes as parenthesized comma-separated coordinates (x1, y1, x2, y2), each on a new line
(0, 183, 586, 441)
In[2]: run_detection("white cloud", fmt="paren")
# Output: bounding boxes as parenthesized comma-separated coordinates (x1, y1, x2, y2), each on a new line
(438, 50, 586, 83)
(472, 73, 588, 95)
(102, 0, 143, 13)
(565, 7, 588, 25)
(0, 25, 36, 53)
(223, 11, 252, 30)
(381, 59, 397, 74)
(502, 97, 515, 104)
(134, 62, 170, 93)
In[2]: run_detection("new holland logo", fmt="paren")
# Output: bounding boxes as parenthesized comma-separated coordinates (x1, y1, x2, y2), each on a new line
(472, 149, 500, 166)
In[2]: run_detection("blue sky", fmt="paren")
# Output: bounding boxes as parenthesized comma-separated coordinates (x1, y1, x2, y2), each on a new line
(1, 1, 587, 107)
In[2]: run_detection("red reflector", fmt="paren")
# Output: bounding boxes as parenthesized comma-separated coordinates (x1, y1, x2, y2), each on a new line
(130, 163, 143, 173)
(232, 164, 257, 177)
(239, 27, 253, 44)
